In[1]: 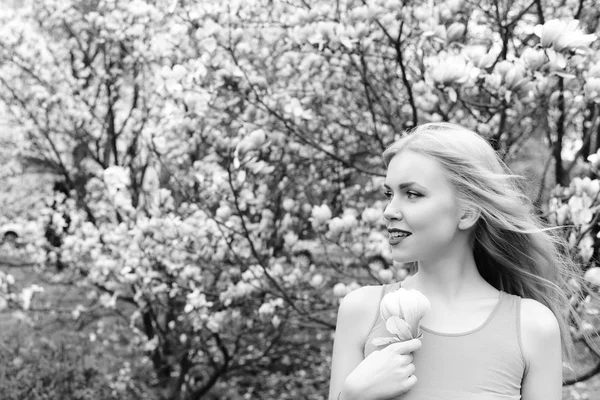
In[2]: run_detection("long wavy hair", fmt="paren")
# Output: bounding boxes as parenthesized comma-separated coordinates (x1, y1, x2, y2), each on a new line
(382, 122, 584, 361)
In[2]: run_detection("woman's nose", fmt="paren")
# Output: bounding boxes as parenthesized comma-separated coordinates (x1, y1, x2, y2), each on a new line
(383, 204, 403, 222)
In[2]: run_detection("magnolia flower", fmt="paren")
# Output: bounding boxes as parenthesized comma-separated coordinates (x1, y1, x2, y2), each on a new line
(361, 207, 382, 224)
(462, 45, 488, 66)
(584, 267, 600, 286)
(568, 194, 593, 225)
(503, 63, 528, 91)
(328, 217, 346, 237)
(430, 54, 469, 85)
(446, 22, 465, 44)
(103, 166, 130, 194)
(584, 77, 600, 103)
(234, 129, 267, 162)
(310, 273, 325, 288)
(215, 204, 233, 220)
(588, 149, 600, 170)
(578, 234, 595, 262)
(372, 288, 430, 347)
(283, 231, 299, 248)
(311, 204, 332, 228)
(571, 177, 600, 198)
(333, 282, 347, 297)
(520, 48, 546, 71)
(282, 198, 295, 212)
(534, 19, 597, 52)
(377, 269, 394, 282)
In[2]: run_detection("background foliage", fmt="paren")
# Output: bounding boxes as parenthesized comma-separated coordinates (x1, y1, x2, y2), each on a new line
(1, 0, 600, 398)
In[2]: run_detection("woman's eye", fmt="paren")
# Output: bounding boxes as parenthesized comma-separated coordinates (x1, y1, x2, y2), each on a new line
(406, 191, 421, 199)
(383, 191, 393, 199)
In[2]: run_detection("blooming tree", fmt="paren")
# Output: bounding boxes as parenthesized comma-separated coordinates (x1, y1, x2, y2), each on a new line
(1, 0, 600, 397)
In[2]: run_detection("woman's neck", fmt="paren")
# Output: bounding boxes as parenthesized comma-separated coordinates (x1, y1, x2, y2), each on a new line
(404, 250, 496, 302)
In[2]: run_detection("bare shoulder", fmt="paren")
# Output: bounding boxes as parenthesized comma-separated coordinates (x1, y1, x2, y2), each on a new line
(337, 285, 384, 335)
(338, 284, 384, 319)
(519, 298, 561, 369)
(328, 285, 387, 400)
(334, 284, 385, 351)
(520, 298, 560, 335)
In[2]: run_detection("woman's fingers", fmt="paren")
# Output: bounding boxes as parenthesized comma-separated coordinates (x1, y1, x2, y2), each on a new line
(402, 374, 418, 391)
(387, 338, 422, 354)
(404, 362, 416, 376)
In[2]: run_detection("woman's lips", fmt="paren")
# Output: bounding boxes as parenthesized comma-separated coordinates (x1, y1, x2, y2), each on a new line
(389, 232, 411, 245)
(389, 236, 407, 245)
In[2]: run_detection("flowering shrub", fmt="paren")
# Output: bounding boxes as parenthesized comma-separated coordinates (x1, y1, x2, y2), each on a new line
(0, 0, 599, 397)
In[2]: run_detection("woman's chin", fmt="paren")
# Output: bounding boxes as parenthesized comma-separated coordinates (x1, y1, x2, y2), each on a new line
(390, 251, 416, 264)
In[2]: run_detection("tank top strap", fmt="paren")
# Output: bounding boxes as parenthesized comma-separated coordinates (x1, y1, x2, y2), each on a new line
(482, 291, 525, 362)
(485, 291, 519, 330)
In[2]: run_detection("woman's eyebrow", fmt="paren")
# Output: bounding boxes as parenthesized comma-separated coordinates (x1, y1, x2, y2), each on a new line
(383, 182, 419, 190)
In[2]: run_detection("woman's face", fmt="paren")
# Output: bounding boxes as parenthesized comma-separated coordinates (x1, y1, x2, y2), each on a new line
(383, 150, 464, 263)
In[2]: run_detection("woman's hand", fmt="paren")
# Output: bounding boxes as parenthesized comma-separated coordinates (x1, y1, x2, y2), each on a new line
(340, 338, 421, 400)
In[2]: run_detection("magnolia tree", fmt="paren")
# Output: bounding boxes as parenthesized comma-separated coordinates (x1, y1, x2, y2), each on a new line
(1, 0, 600, 398)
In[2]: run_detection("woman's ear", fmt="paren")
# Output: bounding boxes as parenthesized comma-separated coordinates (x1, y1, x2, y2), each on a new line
(458, 207, 480, 230)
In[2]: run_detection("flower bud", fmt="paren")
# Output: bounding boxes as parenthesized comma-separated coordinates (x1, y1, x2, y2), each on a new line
(327, 217, 345, 237)
(311, 204, 332, 228)
(520, 48, 546, 71)
(503, 64, 527, 90)
(413, 7, 430, 22)
(282, 198, 295, 212)
(333, 282, 347, 297)
(478, 51, 497, 69)
(380, 287, 430, 338)
(578, 234, 595, 262)
(361, 207, 382, 224)
(310, 273, 324, 288)
(584, 77, 600, 103)
(378, 269, 394, 282)
(446, 22, 465, 43)
(584, 267, 600, 286)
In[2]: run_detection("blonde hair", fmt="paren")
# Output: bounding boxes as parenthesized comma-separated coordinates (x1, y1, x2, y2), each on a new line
(383, 122, 584, 361)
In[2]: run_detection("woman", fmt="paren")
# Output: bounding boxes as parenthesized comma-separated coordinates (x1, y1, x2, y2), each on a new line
(328, 122, 583, 400)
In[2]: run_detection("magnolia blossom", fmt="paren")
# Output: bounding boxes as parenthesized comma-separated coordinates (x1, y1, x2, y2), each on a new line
(377, 268, 394, 282)
(311, 203, 332, 228)
(502, 63, 529, 91)
(584, 267, 600, 286)
(283, 230, 299, 248)
(462, 45, 488, 66)
(361, 207, 382, 224)
(282, 198, 295, 211)
(446, 22, 465, 43)
(235, 129, 267, 157)
(341, 212, 358, 229)
(310, 273, 325, 288)
(548, 200, 569, 226)
(568, 195, 593, 225)
(584, 77, 600, 103)
(20, 284, 44, 310)
(333, 281, 361, 298)
(520, 48, 546, 70)
(570, 177, 600, 198)
(372, 288, 430, 346)
(215, 204, 233, 220)
(430, 53, 470, 85)
(588, 149, 600, 170)
(534, 19, 597, 52)
(184, 289, 213, 313)
(258, 298, 284, 317)
(327, 217, 346, 237)
(103, 166, 130, 195)
(578, 234, 595, 262)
